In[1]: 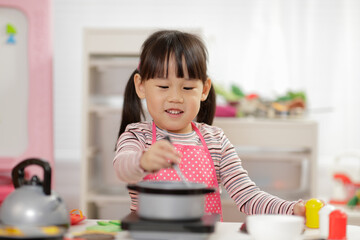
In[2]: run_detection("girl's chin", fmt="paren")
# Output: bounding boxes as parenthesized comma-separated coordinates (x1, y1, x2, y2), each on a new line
(165, 124, 193, 134)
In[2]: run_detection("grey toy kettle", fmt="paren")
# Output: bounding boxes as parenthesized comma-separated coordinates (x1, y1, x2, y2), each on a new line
(0, 158, 69, 227)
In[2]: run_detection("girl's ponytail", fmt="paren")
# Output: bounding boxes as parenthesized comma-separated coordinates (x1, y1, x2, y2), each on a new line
(116, 69, 144, 140)
(197, 84, 216, 125)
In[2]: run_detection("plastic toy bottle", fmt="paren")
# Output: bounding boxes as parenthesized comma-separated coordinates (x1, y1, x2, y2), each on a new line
(319, 205, 336, 238)
(305, 198, 324, 228)
(328, 209, 347, 240)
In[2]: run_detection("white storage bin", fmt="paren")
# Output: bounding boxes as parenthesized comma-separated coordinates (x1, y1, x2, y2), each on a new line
(240, 154, 309, 200)
(90, 56, 138, 96)
(99, 113, 122, 186)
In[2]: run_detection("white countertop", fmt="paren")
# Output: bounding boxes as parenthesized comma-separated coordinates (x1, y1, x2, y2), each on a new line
(67, 219, 360, 240)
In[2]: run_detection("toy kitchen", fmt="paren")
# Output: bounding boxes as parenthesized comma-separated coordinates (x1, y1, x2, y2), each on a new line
(0, 0, 53, 204)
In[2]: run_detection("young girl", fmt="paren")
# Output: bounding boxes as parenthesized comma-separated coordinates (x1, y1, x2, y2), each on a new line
(113, 30, 305, 220)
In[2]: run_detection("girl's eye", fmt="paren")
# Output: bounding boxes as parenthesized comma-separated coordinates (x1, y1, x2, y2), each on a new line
(183, 87, 194, 90)
(158, 86, 169, 89)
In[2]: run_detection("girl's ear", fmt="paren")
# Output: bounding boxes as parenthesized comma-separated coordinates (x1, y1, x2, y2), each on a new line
(134, 73, 145, 99)
(201, 78, 212, 101)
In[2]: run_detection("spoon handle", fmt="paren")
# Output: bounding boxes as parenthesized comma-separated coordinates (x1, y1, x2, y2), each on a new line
(173, 163, 190, 183)
(164, 135, 191, 186)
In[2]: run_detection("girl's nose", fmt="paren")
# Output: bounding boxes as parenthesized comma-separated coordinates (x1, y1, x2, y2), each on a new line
(167, 88, 184, 103)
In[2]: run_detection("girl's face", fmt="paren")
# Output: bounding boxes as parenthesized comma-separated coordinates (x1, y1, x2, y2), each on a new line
(134, 57, 211, 134)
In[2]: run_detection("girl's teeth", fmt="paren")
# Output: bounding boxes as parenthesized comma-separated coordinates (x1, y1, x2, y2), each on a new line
(167, 110, 182, 114)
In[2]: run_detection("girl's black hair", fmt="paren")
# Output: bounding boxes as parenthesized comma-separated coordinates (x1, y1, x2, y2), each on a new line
(116, 30, 216, 141)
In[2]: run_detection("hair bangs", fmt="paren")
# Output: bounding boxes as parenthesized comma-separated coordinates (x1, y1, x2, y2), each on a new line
(139, 31, 208, 82)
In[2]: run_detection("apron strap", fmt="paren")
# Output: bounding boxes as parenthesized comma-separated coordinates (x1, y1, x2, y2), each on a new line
(151, 121, 157, 144)
(191, 122, 208, 148)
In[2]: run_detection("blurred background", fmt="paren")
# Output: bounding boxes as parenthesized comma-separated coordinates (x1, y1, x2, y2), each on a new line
(54, 0, 360, 165)
(1, 0, 360, 223)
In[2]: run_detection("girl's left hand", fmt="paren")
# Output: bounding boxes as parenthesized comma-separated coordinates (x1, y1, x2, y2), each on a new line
(293, 199, 326, 218)
(293, 200, 306, 217)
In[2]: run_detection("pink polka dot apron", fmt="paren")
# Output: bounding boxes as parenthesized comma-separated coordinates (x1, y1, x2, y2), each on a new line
(143, 121, 223, 220)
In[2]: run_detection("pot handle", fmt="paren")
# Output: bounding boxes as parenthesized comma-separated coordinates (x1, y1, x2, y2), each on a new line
(12, 158, 51, 195)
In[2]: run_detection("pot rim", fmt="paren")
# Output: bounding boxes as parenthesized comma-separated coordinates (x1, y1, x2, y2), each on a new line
(127, 181, 216, 195)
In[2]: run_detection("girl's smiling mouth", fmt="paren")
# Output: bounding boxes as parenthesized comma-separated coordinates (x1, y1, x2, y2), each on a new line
(165, 109, 184, 115)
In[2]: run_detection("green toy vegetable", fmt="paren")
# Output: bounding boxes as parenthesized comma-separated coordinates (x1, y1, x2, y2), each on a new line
(213, 84, 242, 102)
(86, 220, 122, 232)
(347, 195, 359, 208)
(276, 91, 306, 102)
(231, 84, 245, 98)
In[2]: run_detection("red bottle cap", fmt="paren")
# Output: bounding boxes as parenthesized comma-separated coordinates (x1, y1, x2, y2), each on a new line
(328, 209, 347, 240)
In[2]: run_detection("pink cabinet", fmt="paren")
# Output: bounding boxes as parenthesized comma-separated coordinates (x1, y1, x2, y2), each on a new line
(0, 0, 53, 202)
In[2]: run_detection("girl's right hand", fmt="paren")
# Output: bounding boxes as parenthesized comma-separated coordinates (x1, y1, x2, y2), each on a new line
(139, 140, 182, 172)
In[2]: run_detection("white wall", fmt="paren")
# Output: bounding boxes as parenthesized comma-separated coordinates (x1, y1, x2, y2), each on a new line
(53, 0, 360, 168)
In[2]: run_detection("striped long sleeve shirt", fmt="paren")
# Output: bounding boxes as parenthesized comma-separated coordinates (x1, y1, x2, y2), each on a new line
(113, 121, 298, 215)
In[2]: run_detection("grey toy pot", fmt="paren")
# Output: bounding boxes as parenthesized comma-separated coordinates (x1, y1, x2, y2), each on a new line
(127, 181, 215, 221)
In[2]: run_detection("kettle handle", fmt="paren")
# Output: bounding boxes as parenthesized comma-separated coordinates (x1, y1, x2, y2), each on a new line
(12, 158, 51, 195)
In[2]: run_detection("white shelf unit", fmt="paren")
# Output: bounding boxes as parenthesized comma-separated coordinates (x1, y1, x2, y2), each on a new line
(81, 29, 154, 219)
(213, 117, 318, 222)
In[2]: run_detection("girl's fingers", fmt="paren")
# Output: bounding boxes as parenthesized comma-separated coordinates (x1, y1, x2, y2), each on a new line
(146, 152, 180, 170)
(154, 142, 181, 163)
(141, 141, 182, 172)
(162, 151, 181, 164)
(154, 152, 179, 168)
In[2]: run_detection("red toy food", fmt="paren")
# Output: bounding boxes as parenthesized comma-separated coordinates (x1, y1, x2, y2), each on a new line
(70, 209, 86, 225)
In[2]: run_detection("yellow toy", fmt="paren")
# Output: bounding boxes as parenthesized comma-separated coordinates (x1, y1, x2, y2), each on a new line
(305, 198, 324, 228)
